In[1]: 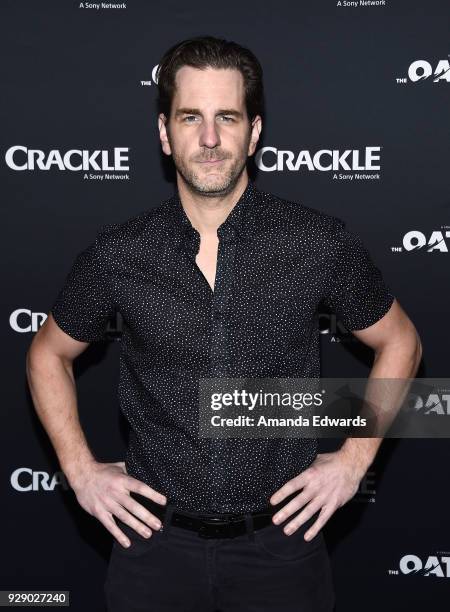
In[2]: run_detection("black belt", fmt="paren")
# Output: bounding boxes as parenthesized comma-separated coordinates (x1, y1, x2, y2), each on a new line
(129, 490, 298, 539)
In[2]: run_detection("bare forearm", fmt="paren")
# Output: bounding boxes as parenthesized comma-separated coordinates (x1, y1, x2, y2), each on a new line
(338, 336, 422, 475)
(26, 349, 97, 487)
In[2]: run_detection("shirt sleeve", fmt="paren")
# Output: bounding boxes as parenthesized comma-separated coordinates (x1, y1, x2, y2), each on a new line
(322, 220, 395, 331)
(50, 229, 116, 343)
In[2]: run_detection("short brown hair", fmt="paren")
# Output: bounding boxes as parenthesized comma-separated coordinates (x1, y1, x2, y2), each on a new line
(156, 36, 265, 122)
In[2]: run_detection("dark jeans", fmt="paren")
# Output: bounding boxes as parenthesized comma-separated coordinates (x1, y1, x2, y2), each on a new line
(104, 503, 335, 611)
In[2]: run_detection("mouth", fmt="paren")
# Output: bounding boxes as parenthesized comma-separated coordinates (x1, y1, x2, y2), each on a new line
(197, 159, 225, 165)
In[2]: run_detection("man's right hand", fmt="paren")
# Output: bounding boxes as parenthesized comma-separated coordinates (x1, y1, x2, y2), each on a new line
(69, 460, 167, 548)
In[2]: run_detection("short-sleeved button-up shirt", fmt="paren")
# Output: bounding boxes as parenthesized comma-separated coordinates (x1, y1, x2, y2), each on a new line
(50, 180, 395, 513)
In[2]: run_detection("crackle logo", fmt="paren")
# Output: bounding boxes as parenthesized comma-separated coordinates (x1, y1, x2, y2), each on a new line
(391, 229, 450, 253)
(10, 468, 69, 492)
(389, 554, 450, 578)
(11, 309, 122, 340)
(318, 312, 356, 343)
(254, 146, 381, 172)
(396, 58, 450, 84)
(5, 146, 130, 172)
(140, 63, 160, 87)
(10, 309, 47, 333)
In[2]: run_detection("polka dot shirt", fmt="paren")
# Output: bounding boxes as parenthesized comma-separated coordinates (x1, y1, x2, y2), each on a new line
(50, 180, 395, 513)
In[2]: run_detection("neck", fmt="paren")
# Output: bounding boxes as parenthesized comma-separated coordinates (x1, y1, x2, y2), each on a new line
(176, 170, 249, 236)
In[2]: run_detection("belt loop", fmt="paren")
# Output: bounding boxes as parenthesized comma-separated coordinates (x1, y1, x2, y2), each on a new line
(159, 503, 175, 540)
(245, 513, 255, 542)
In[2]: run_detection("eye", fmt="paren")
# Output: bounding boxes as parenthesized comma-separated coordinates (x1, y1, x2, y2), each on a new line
(218, 115, 235, 122)
(183, 115, 199, 123)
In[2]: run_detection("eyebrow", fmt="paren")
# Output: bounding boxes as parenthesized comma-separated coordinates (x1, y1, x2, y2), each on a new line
(174, 108, 244, 119)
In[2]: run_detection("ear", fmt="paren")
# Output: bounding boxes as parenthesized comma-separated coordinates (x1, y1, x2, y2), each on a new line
(247, 115, 262, 156)
(158, 113, 172, 156)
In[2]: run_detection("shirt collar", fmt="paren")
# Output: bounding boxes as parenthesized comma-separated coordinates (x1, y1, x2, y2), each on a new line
(170, 180, 259, 255)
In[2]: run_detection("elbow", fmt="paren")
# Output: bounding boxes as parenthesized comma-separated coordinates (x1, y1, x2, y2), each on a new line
(25, 335, 53, 379)
(374, 326, 423, 376)
(402, 327, 423, 376)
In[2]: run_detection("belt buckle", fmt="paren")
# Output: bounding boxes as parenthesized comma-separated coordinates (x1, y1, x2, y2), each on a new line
(198, 515, 240, 539)
(198, 522, 221, 538)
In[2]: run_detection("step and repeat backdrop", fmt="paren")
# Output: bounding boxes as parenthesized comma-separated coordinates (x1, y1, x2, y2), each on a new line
(1, 1, 449, 610)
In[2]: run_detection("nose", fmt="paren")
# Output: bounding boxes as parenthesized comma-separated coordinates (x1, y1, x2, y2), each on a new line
(198, 119, 221, 149)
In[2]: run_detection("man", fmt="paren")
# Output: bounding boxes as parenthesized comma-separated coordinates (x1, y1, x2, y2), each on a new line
(26, 36, 422, 611)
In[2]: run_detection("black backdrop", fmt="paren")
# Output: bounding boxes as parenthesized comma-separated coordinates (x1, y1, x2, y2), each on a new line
(1, 1, 449, 610)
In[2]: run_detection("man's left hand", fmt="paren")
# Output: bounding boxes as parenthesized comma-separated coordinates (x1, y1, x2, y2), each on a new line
(269, 450, 365, 541)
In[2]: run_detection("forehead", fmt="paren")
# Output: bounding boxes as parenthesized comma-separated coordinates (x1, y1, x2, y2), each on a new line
(172, 66, 245, 110)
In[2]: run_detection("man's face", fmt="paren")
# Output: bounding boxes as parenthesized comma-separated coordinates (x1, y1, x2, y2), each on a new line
(158, 66, 261, 197)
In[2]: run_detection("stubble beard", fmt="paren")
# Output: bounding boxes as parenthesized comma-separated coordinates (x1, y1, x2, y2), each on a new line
(169, 135, 250, 198)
